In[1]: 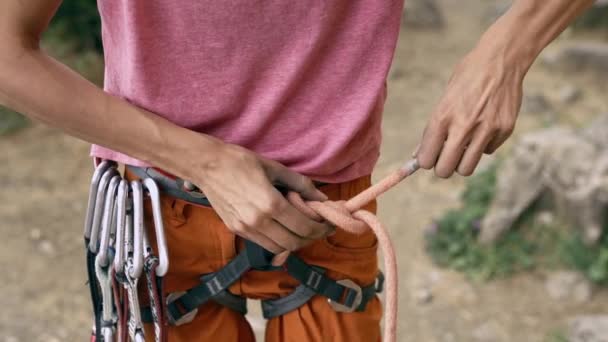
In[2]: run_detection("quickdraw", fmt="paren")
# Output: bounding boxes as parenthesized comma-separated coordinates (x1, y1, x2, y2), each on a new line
(141, 178, 169, 342)
(84, 161, 169, 342)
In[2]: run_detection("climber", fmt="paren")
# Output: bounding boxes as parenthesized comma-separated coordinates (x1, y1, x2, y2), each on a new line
(0, 0, 595, 341)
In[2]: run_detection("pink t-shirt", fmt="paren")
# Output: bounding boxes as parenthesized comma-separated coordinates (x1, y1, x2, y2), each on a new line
(92, 1, 404, 182)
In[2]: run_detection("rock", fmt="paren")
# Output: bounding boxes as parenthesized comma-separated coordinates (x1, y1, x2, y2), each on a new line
(558, 85, 582, 104)
(568, 315, 608, 342)
(542, 42, 608, 74)
(545, 271, 592, 303)
(402, 0, 444, 29)
(522, 93, 552, 114)
(582, 114, 608, 149)
(29, 228, 42, 241)
(413, 287, 433, 304)
(472, 321, 504, 342)
(479, 114, 608, 244)
(536, 211, 555, 226)
(38, 240, 56, 256)
(4, 336, 19, 342)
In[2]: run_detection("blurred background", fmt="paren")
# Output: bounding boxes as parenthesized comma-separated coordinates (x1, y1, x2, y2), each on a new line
(1, 0, 608, 341)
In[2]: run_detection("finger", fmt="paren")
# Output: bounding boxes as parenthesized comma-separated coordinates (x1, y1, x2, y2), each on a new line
(456, 128, 495, 176)
(484, 129, 512, 154)
(417, 119, 448, 169)
(271, 251, 290, 266)
(267, 162, 328, 201)
(259, 218, 310, 251)
(434, 133, 469, 178)
(273, 194, 333, 240)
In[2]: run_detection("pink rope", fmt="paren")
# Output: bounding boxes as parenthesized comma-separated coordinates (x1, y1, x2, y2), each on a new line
(285, 159, 420, 342)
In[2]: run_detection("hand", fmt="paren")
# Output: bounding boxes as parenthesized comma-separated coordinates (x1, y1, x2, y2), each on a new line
(415, 46, 525, 177)
(190, 142, 333, 254)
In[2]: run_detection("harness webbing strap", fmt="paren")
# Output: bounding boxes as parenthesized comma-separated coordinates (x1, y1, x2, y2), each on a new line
(168, 251, 250, 319)
(262, 268, 383, 319)
(141, 242, 382, 324)
(283, 254, 359, 308)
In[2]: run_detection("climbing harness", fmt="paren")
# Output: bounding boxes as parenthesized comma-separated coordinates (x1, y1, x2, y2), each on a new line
(85, 158, 419, 342)
(128, 159, 420, 342)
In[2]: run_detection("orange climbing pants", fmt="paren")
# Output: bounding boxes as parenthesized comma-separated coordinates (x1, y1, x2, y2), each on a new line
(134, 173, 382, 342)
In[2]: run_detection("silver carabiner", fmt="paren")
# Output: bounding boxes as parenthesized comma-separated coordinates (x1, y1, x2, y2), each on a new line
(142, 178, 169, 277)
(124, 189, 146, 342)
(97, 175, 121, 266)
(84, 161, 115, 241)
(129, 180, 145, 279)
(113, 180, 129, 276)
(89, 167, 119, 252)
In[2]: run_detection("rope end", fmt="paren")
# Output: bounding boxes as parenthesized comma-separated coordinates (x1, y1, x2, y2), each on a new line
(400, 159, 420, 175)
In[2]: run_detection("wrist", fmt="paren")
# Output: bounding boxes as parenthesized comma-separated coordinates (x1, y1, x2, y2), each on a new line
(474, 10, 540, 77)
(154, 125, 225, 181)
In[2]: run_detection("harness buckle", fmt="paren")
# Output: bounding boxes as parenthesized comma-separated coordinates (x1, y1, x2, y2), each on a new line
(327, 279, 363, 313)
(166, 291, 198, 326)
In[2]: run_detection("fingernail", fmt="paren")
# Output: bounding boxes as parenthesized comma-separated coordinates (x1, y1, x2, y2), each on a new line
(315, 189, 328, 201)
(271, 251, 290, 266)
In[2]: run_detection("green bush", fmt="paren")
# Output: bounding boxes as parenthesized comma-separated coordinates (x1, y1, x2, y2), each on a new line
(425, 163, 542, 280)
(0, 107, 29, 136)
(561, 232, 608, 285)
(575, 5, 608, 30)
(48, 0, 102, 53)
(425, 159, 608, 284)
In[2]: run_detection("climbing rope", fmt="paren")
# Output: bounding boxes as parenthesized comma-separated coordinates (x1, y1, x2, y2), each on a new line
(286, 158, 421, 342)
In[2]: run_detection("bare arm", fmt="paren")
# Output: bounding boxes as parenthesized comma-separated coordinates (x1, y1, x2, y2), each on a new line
(415, 0, 595, 177)
(0, 0, 332, 253)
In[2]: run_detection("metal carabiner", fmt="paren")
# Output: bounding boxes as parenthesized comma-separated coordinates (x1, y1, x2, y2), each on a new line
(89, 167, 119, 252)
(129, 180, 145, 279)
(84, 160, 115, 241)
(97, 175, 121, 266)
(113, 180, 129, 276)
(94, 174, 121, 342)
(124, 183, 146, 342)
(142, 178, 169, 277)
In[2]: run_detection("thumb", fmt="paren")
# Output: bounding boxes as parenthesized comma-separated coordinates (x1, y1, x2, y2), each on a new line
(265, 161, 328, 201)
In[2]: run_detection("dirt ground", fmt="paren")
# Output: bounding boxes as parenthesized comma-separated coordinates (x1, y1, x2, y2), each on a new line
(1, 1, 608, 341)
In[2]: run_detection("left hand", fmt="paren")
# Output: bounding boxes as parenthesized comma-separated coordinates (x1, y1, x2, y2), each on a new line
(415, 47, 525, 177)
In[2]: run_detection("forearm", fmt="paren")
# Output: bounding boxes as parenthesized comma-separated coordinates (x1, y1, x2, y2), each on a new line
(0, 44, 221, 179)
(475, 0, 595, 71)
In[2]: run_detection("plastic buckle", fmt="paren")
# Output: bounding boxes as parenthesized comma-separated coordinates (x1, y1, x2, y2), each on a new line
(175, 179, 207, 199)
(327, 279, 363, 313)
(375, 272, 385, 293)
(166, 291, 198, 326)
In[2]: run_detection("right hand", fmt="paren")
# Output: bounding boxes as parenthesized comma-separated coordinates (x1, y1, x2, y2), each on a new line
(190, 142, 334, 254)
